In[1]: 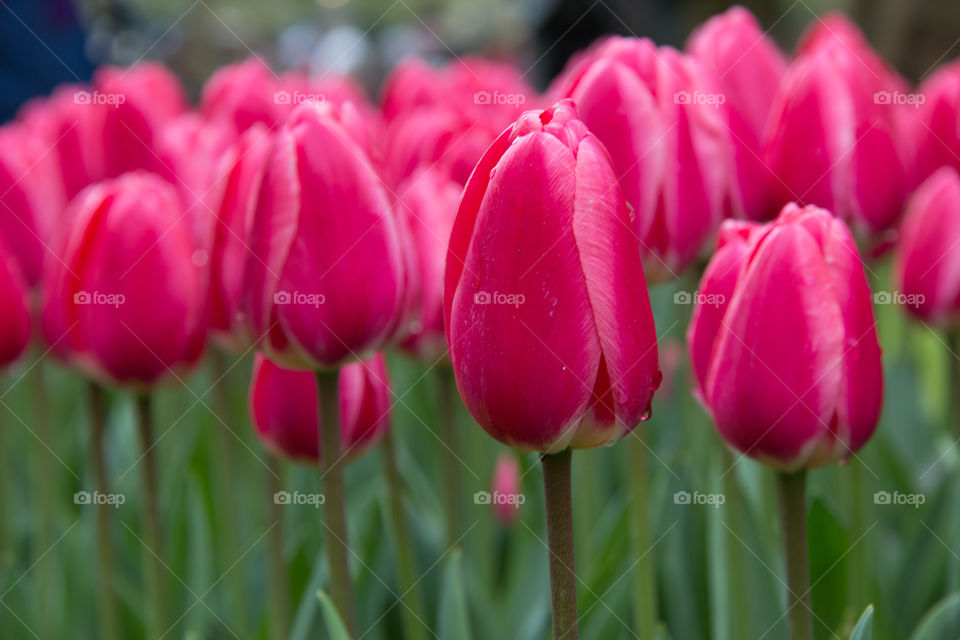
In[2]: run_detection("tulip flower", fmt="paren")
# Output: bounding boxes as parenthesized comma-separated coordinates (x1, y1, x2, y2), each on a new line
(241, 102, 408, 370)
(763, 21, 908, 237)
(688, 7, 787, 220)
(444, 100, 660, 639)
(0, 237, 31, 367)
(491, 453, 522, 527)
(42, 172, 206, 387)
(911, 60, 960, 186)
(689, 202, 882, 640)
(552, 37, 730, 278)
(248, 352, 391, 464)
(894, 167, 960, 327)
(201, 58, 286, 137)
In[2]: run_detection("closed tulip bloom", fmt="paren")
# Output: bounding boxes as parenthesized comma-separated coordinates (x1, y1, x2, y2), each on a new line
(396, 167, 462, 360)
(491, 453, 522, 527)
(201, 58, 285, 137)
(894, 167, 960, 326)
(444, 100, 660, 453)
(552, 38, 729, 279)
(42, 172, 206, 387)
(688, 203, 883, 470)
(912, 60, 960, 186)
(0, 237, 31, 367)
(688, 7, 787, 220)
(242, 103, 407, 369)
(209, 126, 273, 348)
(248, 352, 391, 464)
(764, 26, 907, 236)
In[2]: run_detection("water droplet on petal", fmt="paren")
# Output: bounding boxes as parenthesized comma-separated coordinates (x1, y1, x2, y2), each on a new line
(640, 406, 652, 422)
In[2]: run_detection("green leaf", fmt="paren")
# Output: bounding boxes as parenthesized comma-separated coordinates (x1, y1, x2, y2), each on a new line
(438, 549, 472, 640)
(288, 554, 326, 640)
(850, 605, 873, 640)
(910, 592, 960, 640)
(316, 590, 352, 640)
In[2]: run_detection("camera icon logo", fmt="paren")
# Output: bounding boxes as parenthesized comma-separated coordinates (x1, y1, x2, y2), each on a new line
(274, 291, 292, 305)
(673, 91, 691, 104)
(474, 291, 491, 305)
(74, 291, 91, 305)
(873, 291, 892, 305)
(474, 91, 491, 105)
(74, 90, 92, 105)
(474, 491, 492, 505)
(274, 91, 291, 105)
(873, 491, 891, 505)
(673, 291, 692, 304)
(273, 491, 291, 505)
(74, 491, 92, 505)
(673, 491, 691, 505)
(873, 91, 891, 104)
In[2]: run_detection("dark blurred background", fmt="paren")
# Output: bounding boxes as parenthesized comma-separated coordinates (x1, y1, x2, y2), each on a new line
(0, 0, 957, 119)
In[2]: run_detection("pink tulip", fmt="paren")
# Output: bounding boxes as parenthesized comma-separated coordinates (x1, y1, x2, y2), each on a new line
(0, 121, 64, 285)
(0, 236, 31, 367)
(396, 167, 462, 360)
(552, 38, 729, 279)
(911, 60, 960, 186)
(763, 20, 908, 236)
(688, 203, 883, 470)
(241, 103, 407, 369)
(894, 167, 960, 326)
(248, 352, 391, 464)
(201, 58, 286, 137)
(95, 63, 188, 177)
(688, 7, 787, 220)
(444, 100, 660, 453)
(42, 172, 206, 387)
(209, 125, 274, 349)
(491, 453, 522, 527)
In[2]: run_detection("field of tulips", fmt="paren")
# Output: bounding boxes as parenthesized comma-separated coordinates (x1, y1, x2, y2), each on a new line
(4, 3, 960, 639)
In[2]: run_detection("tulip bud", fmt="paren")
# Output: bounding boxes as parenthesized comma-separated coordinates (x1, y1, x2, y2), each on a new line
(444, 100, 660, 453)
(894, 167, 960, 326)
(0, 237, 31, 367)
(396, 167, 463, 360)
(911, 60, 960, 186)
(42, 172, 206, 387)
(241, 103, 407, 369)
(688, 203, 883, 470)
(491, 453, 522, 527)
(764, 22, 907, 236)
(688, 7, 787, 220)
(552, 38, 729, 279)
(248, 352, 391, 464)
(201, 58, 285, 137)
(209, 126, 273, 349)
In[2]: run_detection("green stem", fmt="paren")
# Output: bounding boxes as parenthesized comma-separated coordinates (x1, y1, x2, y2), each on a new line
(208, 349, 246, 630)
(776, 470, 812, 640)
(316, 371, 355, 637)
(438, 371, 461, 547)
(719, 449, 749, 640)
(627, 433, 657, 639)
(135, 393, 166, 638)
(382, 430, 427, 640)
(949, 331, 960, 594)
(266, 454, 290, 640)
(89, 383, 120, 640)
(542, 448, 579, 640)
(30, 357, 55, 637)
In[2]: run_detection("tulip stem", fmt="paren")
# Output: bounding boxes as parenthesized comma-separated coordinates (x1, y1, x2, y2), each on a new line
(30, 357, 56, 637)
(382, 430, 427, 640)
(776, 470, 812, 640)
(542, 448, 579, 640)
(266, 454, 290, 640)
(627, 433, 658, 638)
(316, 371, 355, 637)
(89, 383, 120, 640)
(439, 370, 462, 546)
(135, 393, 166, 638)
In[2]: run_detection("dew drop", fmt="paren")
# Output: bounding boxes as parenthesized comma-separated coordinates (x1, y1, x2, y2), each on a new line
(640, 406, 652, 422)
